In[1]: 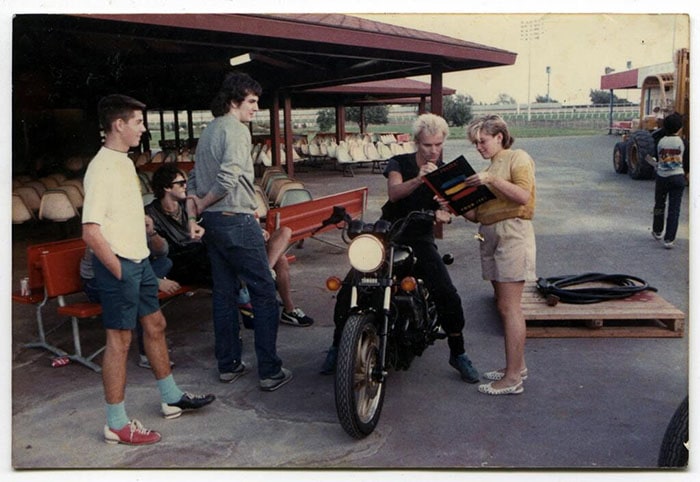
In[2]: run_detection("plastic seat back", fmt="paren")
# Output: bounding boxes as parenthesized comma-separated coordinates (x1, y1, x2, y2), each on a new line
(254, 186, 269, 220)
(278, 188, 313, 207)
(14, 186, 42, 212)
(268, 178, 294, 203)
(264, 173, 290, 196)
(54, 185, 84, 210)
(38, 189, 79, 222)
(273, 181, 305, 206)
(13, 193, 35, 223)
(40, 246, 86, 298)
(60, 178, 85, 196)
(260, 166, 286, 188)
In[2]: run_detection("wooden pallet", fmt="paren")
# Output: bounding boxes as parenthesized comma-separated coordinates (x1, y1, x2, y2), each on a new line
(522, 282, 685, 338)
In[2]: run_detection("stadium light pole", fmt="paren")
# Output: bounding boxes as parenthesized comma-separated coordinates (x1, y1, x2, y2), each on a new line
(520, 18, 543, 121)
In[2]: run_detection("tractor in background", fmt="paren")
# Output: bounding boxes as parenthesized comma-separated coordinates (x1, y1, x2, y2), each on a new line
(612, 48, 689, 179)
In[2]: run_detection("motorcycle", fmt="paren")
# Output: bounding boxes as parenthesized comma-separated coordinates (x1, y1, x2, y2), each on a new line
(319, 206, 451, 439)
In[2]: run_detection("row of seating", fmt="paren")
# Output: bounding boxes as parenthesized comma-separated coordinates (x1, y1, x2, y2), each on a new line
(132, 148, 194, 167)
(292, 133, 417, 176)
(252, 142, 304, 167)
(254, 167, 313, 220)
(12, 174, 85, 224)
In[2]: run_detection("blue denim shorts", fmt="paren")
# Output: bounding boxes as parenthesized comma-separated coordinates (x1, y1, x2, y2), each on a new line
(93, 256, 160, 330)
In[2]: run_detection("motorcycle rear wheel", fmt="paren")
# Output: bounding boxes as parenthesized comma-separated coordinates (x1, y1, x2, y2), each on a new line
(335, 313, 386, 439)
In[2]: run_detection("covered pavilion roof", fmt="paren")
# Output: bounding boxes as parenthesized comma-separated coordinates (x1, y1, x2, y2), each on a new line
(14, 13, 515, 111)
(296, 78, 457, 107)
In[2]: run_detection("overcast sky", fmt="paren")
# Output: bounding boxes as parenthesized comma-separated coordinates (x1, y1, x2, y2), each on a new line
(0, 3, 693, 108)
(358, 13, 689, 106)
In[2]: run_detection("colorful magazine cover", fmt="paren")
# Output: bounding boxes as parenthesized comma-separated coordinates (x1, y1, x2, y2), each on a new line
(422, 155, 495, 214)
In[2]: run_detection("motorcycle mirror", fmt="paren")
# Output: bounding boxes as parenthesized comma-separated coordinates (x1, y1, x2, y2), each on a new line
(347, 219, 364, 238)
(442, 253, 454, 265)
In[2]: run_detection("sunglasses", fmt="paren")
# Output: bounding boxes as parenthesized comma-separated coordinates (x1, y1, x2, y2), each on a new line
(171, 180, 187, 187)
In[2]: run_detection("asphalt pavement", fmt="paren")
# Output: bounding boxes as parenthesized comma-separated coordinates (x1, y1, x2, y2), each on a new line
(7, 135, 693, 481)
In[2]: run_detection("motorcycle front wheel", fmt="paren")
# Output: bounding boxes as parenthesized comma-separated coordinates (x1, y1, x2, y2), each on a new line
(335, 313, 386, 439)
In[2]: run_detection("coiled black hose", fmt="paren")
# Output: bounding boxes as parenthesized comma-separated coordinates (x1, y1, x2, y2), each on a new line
(536, 273, 657, 305)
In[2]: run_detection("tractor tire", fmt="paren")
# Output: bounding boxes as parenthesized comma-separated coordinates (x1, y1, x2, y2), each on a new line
(626, 130, 656, 180)
(613, 141, 628, 174)
(658, 396, 689, 467)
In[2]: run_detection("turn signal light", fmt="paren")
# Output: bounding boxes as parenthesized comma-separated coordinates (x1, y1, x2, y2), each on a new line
(400, 276, 417, 292)
(326, 276, 342, 291)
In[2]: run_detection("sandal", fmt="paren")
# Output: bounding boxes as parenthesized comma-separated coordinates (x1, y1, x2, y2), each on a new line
(483, 368, 528, 381)
(478, 381, 524, 396)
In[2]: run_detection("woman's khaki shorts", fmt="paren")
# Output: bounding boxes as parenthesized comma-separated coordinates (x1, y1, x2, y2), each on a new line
(478, 218, 536, 282)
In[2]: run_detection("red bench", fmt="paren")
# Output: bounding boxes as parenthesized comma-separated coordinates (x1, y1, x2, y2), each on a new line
(17, 238, 197, 372)
(264, 187, 368, 247)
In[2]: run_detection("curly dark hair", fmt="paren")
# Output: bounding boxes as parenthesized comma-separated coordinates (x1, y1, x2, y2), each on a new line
(151, 163, 186, 200)
(210, 72, 262, 117)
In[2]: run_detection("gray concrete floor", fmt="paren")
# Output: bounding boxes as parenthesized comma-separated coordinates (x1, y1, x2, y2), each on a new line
(7, 136, 692, 479)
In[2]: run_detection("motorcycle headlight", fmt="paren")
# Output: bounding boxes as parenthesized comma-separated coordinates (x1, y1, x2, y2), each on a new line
(348, 234, 385, 273)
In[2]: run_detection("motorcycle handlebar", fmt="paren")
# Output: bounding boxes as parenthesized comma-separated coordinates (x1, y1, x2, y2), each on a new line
(312, 206, 353, 236)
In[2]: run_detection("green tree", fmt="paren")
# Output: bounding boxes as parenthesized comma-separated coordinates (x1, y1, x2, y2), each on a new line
(443, 94, 473, 126)
(316, 109, 335, 132)
(589, 89, 632, 105)
(346, 105, 389, 126)
(495, 93, 517, 105)
(535, 94, 558, 103)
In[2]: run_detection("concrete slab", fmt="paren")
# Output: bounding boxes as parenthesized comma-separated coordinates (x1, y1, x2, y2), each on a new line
(8, 136, 691, 477)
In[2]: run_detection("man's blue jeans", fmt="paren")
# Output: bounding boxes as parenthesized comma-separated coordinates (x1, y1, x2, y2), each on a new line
(202, 212, 282, 379)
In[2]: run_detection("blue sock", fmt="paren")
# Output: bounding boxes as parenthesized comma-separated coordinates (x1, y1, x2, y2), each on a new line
(106, 401, 129, 430)
(157, 374, 184, 404)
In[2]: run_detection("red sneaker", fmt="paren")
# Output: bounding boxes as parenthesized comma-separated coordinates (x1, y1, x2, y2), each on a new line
(104, 419, 162, 445)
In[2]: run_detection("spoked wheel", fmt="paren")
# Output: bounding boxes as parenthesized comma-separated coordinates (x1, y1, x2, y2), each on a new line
(335, 313, 385, 439)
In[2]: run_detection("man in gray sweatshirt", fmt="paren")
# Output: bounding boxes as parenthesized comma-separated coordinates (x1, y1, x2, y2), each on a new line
(186, 73, 292, 391)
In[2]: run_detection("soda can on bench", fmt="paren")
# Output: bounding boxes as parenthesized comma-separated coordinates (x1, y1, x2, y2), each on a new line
(20, 277, 29, 297)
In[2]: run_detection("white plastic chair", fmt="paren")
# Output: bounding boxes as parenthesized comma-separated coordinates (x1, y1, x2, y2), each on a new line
(24, 180, 46, 197)
(13, 186, 42, 213)
(60, 178, 85, 196)
(54, 185, 84, 210)
(273, 181, 306, 206)
(38, 189, 79, 222)
(12, 193, 35, 224)
(278, 188, 313, 207)
(39, 177, 61, 189)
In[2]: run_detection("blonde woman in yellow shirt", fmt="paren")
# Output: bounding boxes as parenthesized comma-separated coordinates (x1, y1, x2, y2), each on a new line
(463, 115, 536, 396)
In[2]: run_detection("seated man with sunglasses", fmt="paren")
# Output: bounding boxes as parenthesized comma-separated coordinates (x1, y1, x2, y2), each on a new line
(145, 164, 211, 286)
(145, 164, 313, 334)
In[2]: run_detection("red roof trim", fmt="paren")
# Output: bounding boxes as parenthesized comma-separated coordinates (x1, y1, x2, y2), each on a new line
(77, 13, 516, 66)
(600, 69, 639, 90)
(307, 78, 456, 96)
